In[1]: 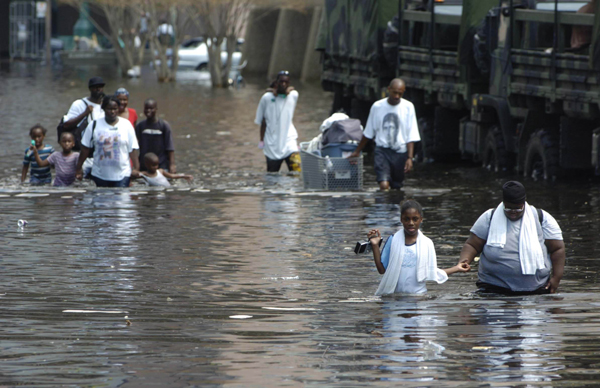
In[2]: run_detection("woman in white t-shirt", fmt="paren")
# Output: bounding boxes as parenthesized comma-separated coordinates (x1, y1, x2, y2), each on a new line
(367, 200, 470, 296)
(75, 96, 140, 187)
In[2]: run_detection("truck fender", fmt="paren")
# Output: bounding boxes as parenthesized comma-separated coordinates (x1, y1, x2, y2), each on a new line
(472, 94, 514, 152)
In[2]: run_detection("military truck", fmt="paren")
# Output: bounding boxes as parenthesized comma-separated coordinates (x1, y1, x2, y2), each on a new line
(318, 0, 600, 180)
(316, 0, 399, 123)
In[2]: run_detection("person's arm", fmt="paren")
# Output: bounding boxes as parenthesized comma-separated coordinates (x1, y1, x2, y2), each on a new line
(167, 151, 176, 173)
(459, 233, 486, 265)
(75, 146, 91, 180)
(349, 136, 370, 158)
(404, 142, 414, 173)
(21, 164, 29, 183)
(443, 262, 471, 275)
(130, 149, 140, 178)
(32, 147, 51, 167)
(64, 104, 93, 130)
(544, 239, 566, 293)
(367, 229, 385, 274)
(161, 169, 193, 182)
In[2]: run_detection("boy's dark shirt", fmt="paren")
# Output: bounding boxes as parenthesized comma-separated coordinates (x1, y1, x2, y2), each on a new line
(135, 119, 175, 171)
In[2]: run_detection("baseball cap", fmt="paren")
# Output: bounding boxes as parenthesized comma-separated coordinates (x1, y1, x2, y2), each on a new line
(88, 76, 105, 87)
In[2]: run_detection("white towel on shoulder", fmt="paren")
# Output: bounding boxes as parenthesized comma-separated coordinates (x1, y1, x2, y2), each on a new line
(486, 202, 545, 275)
(375, 229, 444, 296)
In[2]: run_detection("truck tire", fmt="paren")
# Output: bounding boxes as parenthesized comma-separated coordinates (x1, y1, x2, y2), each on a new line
(482, 126, 508, 172)
(524, 129, 559, 181)
(417, 116, 434, 162)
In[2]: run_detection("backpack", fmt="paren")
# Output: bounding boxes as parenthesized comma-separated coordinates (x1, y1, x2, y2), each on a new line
(57, 99, 92, 152)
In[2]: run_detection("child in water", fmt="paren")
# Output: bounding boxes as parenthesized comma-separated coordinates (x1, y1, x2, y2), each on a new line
(21, 124, 54, 185)
(137, 152, 192, 187)
(31, 132, 80, 186)
(368, 200, 470, 295)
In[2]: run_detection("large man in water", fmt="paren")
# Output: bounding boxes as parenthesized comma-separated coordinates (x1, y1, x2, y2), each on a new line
(254, 70, 299, 172)
(350, 78, 420, 190)
(458, 181, 566, 295)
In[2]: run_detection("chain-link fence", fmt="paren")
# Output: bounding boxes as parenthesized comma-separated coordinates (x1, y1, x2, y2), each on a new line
(10, 1, 46, 60)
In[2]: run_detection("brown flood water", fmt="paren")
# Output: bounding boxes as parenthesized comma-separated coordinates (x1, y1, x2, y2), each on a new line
(1, 63, 600, 387)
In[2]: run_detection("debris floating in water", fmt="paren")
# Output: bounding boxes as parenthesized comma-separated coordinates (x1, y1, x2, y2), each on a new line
(17, 219, 27, 228)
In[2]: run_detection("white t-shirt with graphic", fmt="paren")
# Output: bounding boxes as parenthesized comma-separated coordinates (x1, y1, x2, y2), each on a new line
(363, 98, 420, 153)
(64, 97, 104, 126)
(254, 91, 299, 160)
(81, 117, 139, 181)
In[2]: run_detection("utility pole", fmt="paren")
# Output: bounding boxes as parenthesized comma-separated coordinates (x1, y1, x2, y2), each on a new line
(45, 0, 51, 64)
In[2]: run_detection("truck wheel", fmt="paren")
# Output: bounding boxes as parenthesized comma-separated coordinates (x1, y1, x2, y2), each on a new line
(417, 116, 434, 162)
(482, 126, 508, 172)
(524, 129, 559, 181)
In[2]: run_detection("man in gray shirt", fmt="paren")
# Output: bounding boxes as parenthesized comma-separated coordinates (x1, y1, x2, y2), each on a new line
(458, 181, 565, 295)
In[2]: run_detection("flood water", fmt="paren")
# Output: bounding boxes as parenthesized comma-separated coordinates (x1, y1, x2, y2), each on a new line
(1, 63, 600, 387)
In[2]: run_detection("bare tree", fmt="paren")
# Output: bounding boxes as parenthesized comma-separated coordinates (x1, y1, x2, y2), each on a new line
(192, 0, 251, 88)
(60, 0, 148, 77)
(145, 0, 199, 82)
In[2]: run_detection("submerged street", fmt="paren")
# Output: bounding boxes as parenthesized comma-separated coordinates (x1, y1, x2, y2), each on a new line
(1, 64, 600, 386)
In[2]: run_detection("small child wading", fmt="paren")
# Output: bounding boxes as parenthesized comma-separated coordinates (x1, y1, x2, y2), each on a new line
(31, 132, 80, 186)
(137, 152, 192, 187)
(21, 124, 54, 185)
(368, 200, 470, 295)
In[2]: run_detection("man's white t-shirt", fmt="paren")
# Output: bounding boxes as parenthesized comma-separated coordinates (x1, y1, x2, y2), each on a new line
(254, 90, 299, 160)
(64, 97, 104, 126)
(81, 117, 139, 181)
(363, 98, 420, 153)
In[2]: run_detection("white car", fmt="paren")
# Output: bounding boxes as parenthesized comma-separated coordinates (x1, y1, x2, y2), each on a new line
(162, 37, 243, 70)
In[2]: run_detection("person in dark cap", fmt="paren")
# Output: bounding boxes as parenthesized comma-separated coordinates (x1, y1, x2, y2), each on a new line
(457, 181, 566, 294)
(60, 76, 106, 150)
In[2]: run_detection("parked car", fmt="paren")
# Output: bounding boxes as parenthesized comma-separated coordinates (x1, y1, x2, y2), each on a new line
(154, 37, 244, 70)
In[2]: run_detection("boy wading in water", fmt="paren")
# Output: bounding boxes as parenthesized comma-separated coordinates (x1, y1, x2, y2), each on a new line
(368, 200, 470, 295)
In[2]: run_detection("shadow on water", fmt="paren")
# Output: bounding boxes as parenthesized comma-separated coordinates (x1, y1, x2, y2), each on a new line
(1, 63, 600, 386)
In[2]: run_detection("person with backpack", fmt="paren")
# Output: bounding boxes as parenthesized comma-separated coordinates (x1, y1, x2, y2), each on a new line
(135, 98, 176, 173)
(458, 181, 566, 295)
(59, 77, 106, 150)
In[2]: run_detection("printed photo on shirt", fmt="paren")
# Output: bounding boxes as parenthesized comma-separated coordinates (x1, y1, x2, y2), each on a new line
(98, 133, 121, 165)
(382, 112, 400, 150)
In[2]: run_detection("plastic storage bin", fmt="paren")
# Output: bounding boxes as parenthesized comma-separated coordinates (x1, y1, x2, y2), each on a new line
(299, 142, 363, 190)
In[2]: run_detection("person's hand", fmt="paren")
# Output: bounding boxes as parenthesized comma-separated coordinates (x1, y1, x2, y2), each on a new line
(367, 229, 381, 246)
(130, 170, 140, 179)
(404, 157, 413, 173)
(75, 168, 83, 181)
(286, 86, 295, 95)
(170, 164, 177, 174)
(85, 104, 94, 115)
(183, 175, 193, 182)
(455, 262, 471, 272)
(545, 276, 561, 293)
(258, 141, 264, 149)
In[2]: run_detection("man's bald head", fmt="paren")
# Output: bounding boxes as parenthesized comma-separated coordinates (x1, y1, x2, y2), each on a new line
(389, 78, 405, 89)
(387, 78, 406, 106)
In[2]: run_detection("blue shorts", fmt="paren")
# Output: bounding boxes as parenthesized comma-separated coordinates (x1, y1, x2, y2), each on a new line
(374, 146, 408, 189)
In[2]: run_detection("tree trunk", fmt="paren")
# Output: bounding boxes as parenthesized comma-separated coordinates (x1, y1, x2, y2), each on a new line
(220, 35, 236, 87)
(207, 37, 224, 88)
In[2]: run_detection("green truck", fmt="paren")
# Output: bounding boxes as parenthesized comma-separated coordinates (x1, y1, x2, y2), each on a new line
(317, 0, 600, 180)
